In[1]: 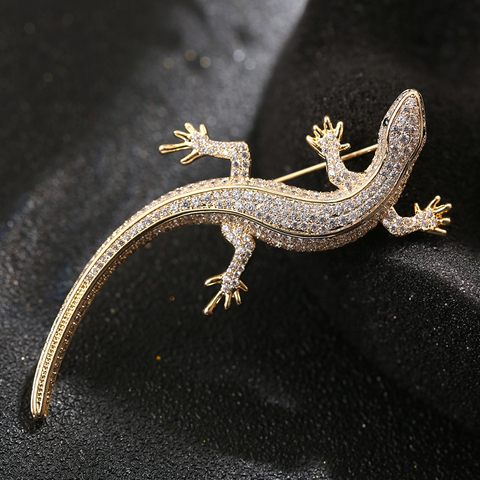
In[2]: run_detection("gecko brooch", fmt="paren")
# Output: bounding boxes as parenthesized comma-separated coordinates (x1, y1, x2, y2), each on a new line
(32, 89, 451, 419)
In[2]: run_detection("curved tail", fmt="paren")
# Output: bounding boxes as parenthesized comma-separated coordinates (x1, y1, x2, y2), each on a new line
(31, 188, 222, 420)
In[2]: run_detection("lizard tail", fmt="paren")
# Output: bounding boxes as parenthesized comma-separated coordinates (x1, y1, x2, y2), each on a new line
(31, 189, 224, 420)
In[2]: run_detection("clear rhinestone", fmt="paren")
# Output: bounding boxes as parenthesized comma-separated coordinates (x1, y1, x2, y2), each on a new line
(327, 218, 337, 229)
(323, 204, 333, 216)
(232, 190, 241, 200)
(334, 204, 344, 216)
(244, 203, 254, 214)
(358, 205, 367, 215)
(202, 193, 212, 204)
(243, 190, 254, 201)
(255, 192, 265, 203)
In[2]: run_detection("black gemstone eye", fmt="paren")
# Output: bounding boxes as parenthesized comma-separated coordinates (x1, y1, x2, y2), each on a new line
(382, 117, 389, 127)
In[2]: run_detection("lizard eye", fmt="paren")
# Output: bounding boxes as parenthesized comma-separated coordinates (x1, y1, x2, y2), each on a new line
(382, 117, 389, 127)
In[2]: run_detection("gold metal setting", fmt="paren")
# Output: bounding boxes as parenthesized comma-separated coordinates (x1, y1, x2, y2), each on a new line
(31, 89, 451, 420)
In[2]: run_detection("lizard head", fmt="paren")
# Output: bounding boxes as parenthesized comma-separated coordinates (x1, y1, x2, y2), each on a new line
(380, 89, 426, 172)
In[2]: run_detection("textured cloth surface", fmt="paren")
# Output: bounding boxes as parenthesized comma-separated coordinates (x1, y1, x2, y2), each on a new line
(1, 1, 479, 479)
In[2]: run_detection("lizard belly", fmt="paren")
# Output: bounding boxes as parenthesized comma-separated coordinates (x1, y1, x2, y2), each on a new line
(146, 163, 409, 253)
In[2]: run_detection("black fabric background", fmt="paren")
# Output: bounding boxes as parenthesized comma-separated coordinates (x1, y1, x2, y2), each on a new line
(1, 1, 479, 479)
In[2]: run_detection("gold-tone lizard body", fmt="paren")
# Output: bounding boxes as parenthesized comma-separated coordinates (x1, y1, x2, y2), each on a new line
(31, 89, 451, 420)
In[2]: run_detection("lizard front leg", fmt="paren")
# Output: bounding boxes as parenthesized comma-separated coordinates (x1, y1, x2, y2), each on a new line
(306, 116, 365, 190)
(382, 196, 452, 236)
(159, 123, 251, 178)
(203, 222, 255, 315)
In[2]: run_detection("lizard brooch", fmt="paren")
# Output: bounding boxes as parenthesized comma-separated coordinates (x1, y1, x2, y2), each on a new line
(31, 89, 451, 419)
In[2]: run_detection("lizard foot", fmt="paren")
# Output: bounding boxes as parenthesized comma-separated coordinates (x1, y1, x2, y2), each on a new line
(415, 195, 452, 236)
(158, 123, 209, 164)
(306, 116, 351, 158)
(203, 273, 248, 315)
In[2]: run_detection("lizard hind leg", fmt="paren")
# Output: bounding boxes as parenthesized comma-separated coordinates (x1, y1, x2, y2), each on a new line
(203, 222, 255, 315)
